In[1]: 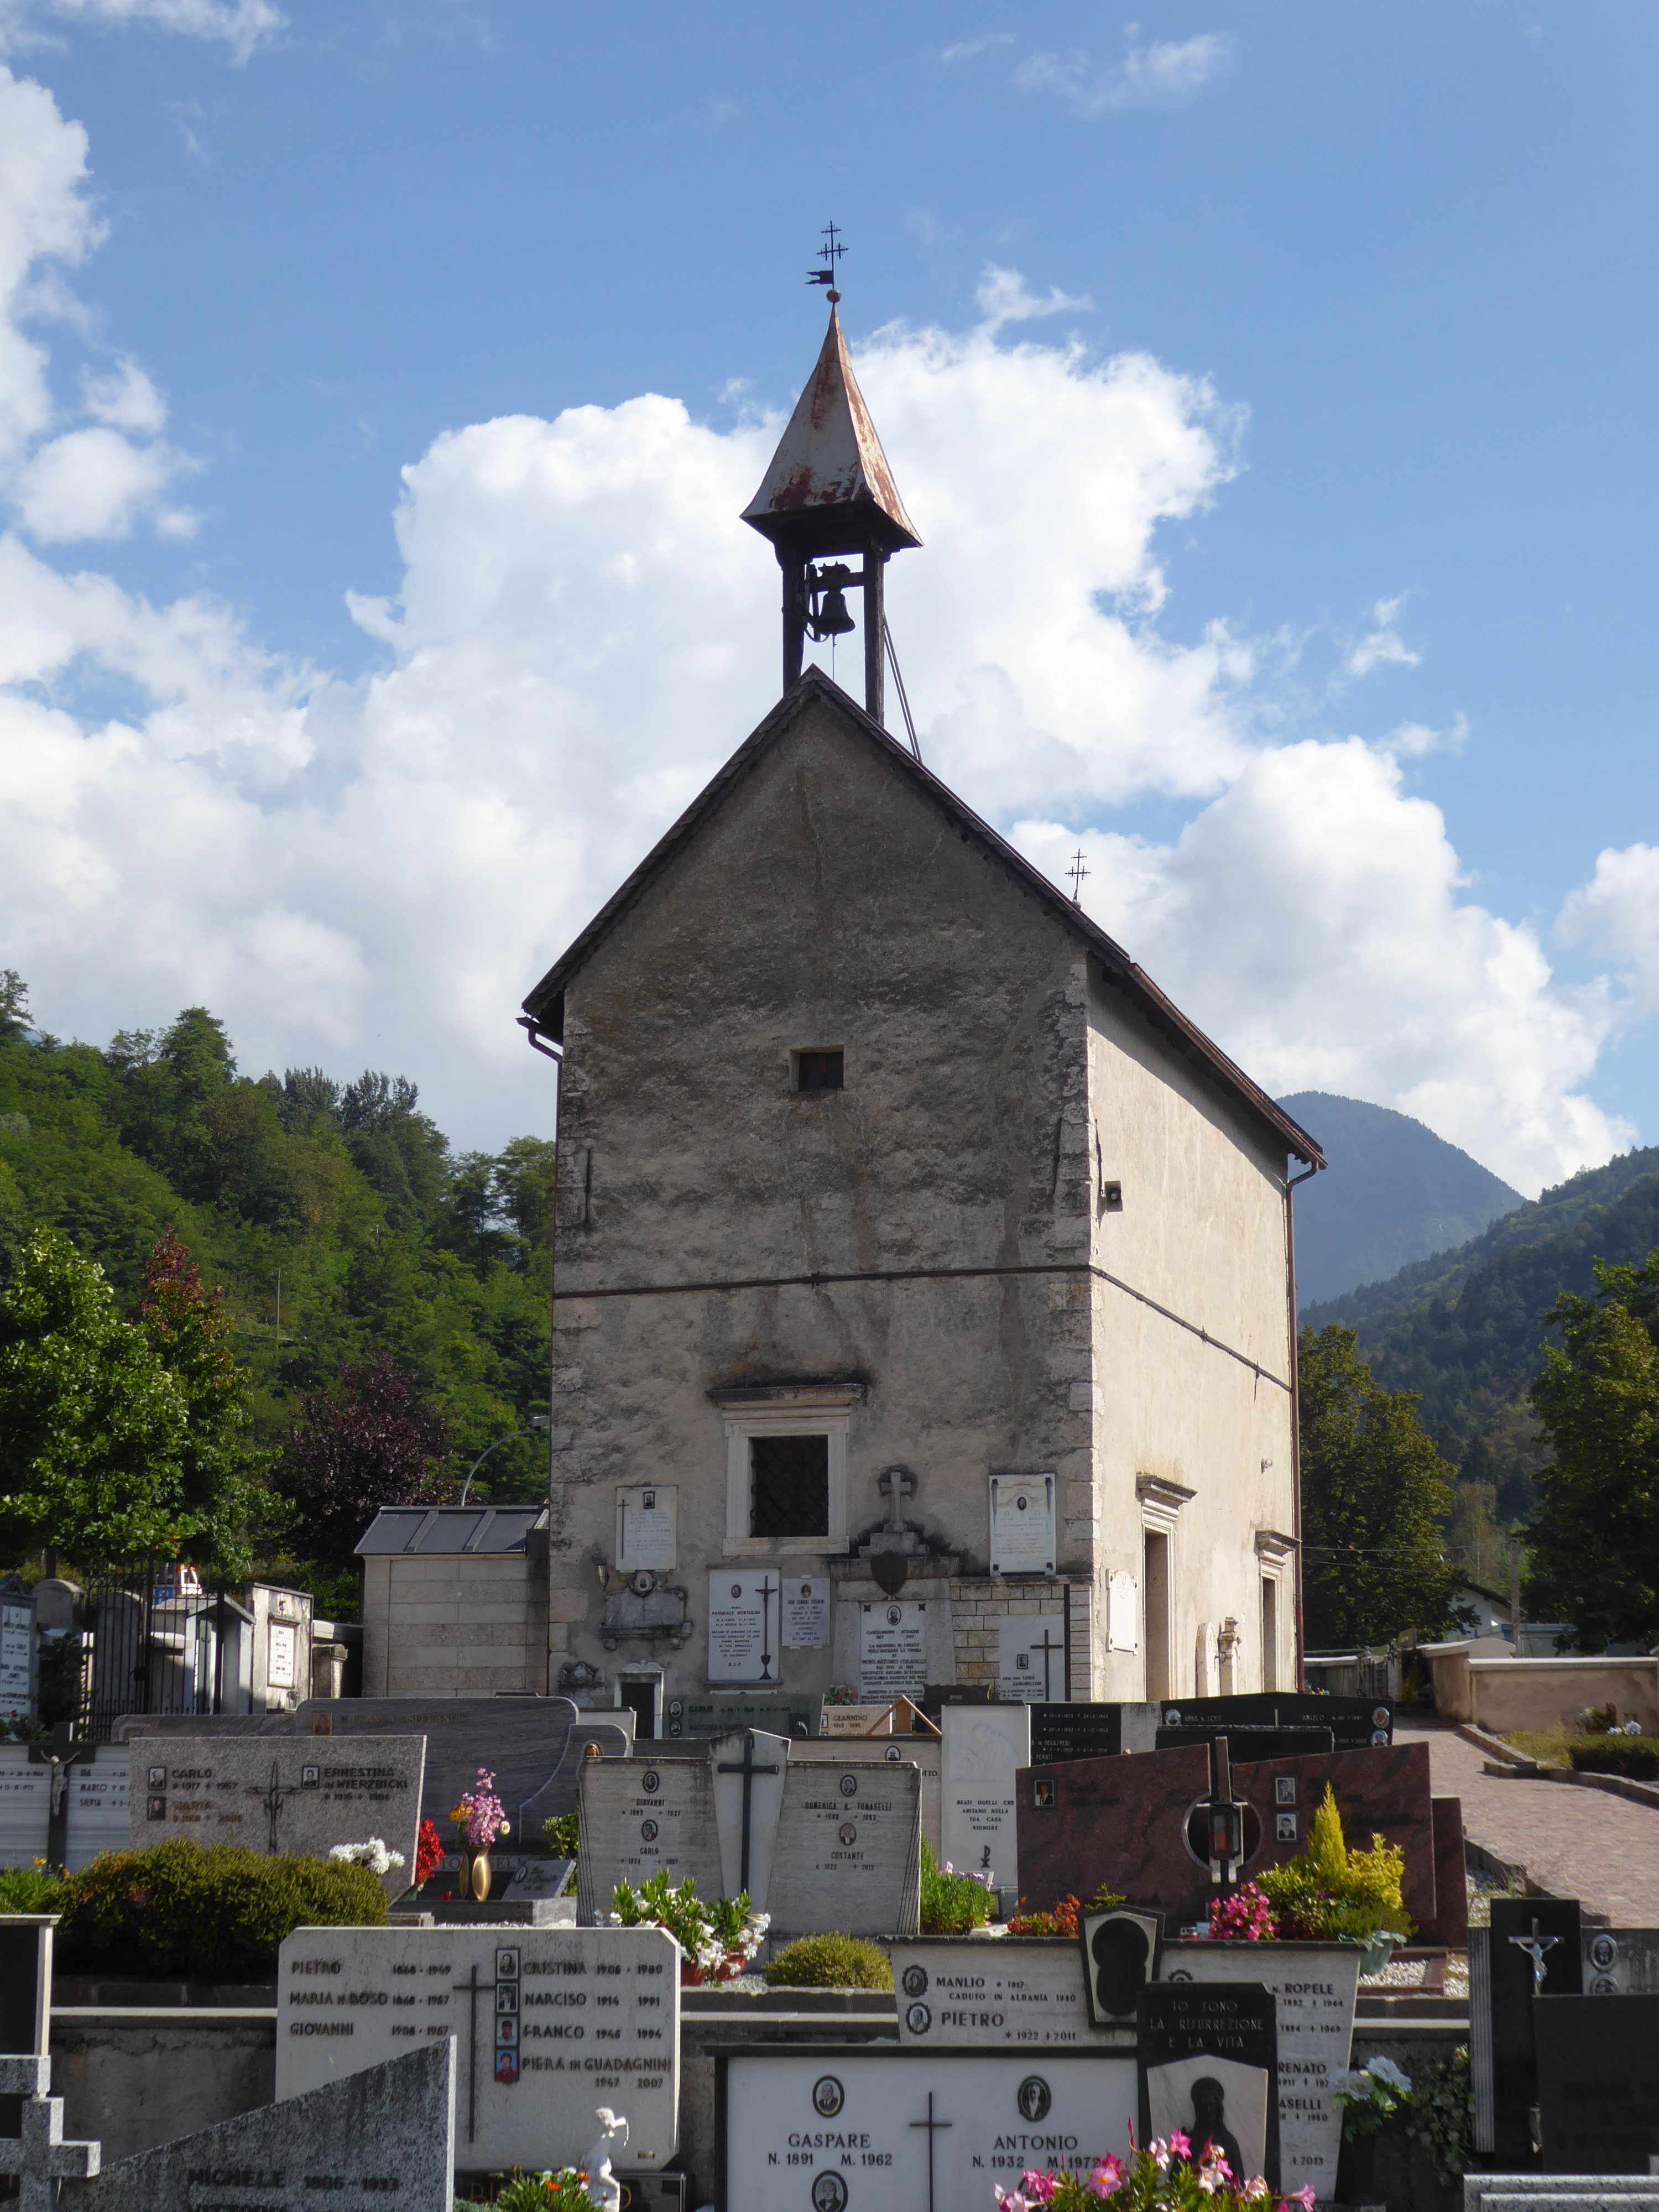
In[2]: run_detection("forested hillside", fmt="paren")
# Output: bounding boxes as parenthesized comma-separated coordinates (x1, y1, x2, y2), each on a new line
(0, 974, 554, 1597)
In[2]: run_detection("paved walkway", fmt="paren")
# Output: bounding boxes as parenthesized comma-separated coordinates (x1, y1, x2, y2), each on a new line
(1397, 1718, 1659, 1926)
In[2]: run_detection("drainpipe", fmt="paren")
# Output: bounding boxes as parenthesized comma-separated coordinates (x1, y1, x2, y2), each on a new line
(1285, 1159, 1320, 1691)
(519, 1016, 564, 1694)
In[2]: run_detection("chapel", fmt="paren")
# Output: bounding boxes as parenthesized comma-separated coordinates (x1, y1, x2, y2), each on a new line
(515, 297, 1324, 1736)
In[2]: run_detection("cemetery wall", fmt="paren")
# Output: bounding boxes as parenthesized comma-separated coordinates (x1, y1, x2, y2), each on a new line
(49, 2012, 276, 2163)
(1427, 1647, 1659, 1732)
(360, 1548, 549, 1697)
(947, 1578, 1076, 1695)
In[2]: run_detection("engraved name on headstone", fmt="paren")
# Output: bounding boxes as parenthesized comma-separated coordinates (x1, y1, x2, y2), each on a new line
(576, 1755, 720, 1924)
(0, 1580, 36, 1725)
(1533, 1992, 1659, 2173)
(708, 1573, 779, 1684)
(890, 1937, 1130, 2049)
(276, 1925, 680, 2176)
(662, 1691, 821, 1741)
(998, 1616, 1066, 1703)
(781, 1577, 831, 1649)
(859, 1603, 927, 1698)
(615, 1485, 677, 1572)
(988, 1475, 1056, 1577)
(768, 1758, 922, 1940)
(941, 1702, 1029, 1895)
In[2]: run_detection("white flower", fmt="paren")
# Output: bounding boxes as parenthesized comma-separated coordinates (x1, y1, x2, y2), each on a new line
(328, 1839, 406, 1874)
(1366, 2055, 1412, 2093)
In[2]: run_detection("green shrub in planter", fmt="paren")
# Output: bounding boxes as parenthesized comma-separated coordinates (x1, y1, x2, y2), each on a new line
(54, 1840, 388, 1980)
(764, 1933, 893, 1990)
(0, 1866, 62, 1913)
(1569, 1734, 1659, 1780)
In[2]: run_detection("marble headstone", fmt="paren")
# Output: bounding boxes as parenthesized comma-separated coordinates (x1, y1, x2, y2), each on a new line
(1139, 1980, 1279, 2190)
(129, 1738, 423, 1897)
(1533, 1994, 1659, 2172)
(1029, 1702, 1160, 1763)
(711, 1729, 791, 1906)
(890, 1936, 1130, 2049)
(662, 1691, 821, 1741)
(276, 1924, 679, 2175)
(576, 1754, 720, 1923)
(791, 1734, 942, 1860)
(767, 1757, 922, 1940)
(1583, 1927, 1659, 1994)
(0, 1579, 35, 1724)
(1161, 1695, 1394, 1751)
(62, 2040, 454, 2211)
(941, 1702, 1029, 1898)
(1079, 1906, 1163, 2027)
(721, 2046, 1138, 2212)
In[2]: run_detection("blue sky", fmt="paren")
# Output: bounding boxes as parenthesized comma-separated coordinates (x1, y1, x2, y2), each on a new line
(3, 1, 1658, 1190)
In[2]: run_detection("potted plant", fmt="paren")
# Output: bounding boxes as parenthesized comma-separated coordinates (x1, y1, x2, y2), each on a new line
(604, 1871, 768, 1984)
(990, 2127, 1318, 2210)
(1220, 1785, 1411, 1964)
(450, 1769, 510, 1900)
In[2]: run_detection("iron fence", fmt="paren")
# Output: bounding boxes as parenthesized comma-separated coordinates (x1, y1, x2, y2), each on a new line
(75, 1560, 235, 1741)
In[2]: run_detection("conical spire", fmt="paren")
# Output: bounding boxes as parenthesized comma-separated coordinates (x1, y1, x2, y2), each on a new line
(742, 306, 921, 556)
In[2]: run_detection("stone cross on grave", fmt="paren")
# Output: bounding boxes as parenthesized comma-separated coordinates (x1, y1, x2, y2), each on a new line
(754, 1575, 778, 1682)
(0, 2056, 100, 2211)
(1029, 1627, 1063, 1699)
(716, 1730, 781, 1895)
(879, 1467, 916, 1536)
(909, 2088, 952, 2212)
(1507, 1916, 1563, 1994)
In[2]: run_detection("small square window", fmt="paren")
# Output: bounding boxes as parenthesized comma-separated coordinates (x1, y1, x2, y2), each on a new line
(793, 1049, 843, 1093)
(749, 1434, 829, 1537)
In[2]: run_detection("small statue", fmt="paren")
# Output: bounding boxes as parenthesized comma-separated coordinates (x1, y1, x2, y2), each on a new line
(586, 2106, 629, 2212)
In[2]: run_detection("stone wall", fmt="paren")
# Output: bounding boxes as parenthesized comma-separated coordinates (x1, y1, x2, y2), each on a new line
(50, 2013, 276, 2164)
(360, 1551, 548, 1698)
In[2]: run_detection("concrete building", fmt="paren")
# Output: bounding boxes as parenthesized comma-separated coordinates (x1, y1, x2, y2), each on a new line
(514, 302, 1323, 1735)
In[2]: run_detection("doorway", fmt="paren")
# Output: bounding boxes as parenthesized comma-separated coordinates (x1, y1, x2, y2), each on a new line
(618, 1675, 659, 1740)
(1143, 1530, 1171, 1700)
(1260, 1577, 1279, 1693)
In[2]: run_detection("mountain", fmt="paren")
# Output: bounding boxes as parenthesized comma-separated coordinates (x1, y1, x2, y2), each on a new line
(1278, 1092, 1525, 1309)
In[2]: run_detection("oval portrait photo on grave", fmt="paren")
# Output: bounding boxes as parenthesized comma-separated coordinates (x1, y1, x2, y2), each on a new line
(812, 2174, 848, 2212)
(1017, 2077, 1052, 2123)
(812, 2076, 845, 2117)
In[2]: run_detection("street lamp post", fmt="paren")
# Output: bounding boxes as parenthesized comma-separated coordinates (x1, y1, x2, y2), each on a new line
(459, 1415, 551, 1505)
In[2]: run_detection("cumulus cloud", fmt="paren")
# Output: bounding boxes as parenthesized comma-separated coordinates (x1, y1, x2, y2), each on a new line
(1015, 29, 1235, 117)
(1560, 844, 1659, 1014)
(0, 0, 283, 64)
(974, 264, 1091, 335)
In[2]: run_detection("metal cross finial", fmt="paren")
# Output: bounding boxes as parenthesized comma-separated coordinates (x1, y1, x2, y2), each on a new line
(1068, 849, 1089, 902)
(807, 221, 847, 302)
(1507, 1916, 1562, 1995)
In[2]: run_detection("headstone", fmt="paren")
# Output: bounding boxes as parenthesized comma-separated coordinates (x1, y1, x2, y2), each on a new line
(1584, 1929, 1659, 1994)
(941, 1703, 1029, 1898)
(890, 1936, 1131, 2048)
(1161, 1694, 1393, 1751)
(820, 1703, 906, 1737)
(60, 2041, 453, 2210)
(719, 2046, 1138, 2212)
(1078, 1906, 1163, 2027)
(1425, 1796, 1468, 1948)
(1161, 1939, 1360, 2199)
(988, 1474, 1056, 1576)
(782, 1577, 831, 1649)
(791, 1733, 942, 1861)
(0, 1746, 50, 1874)
(859, 1602, 927, 1698)
(708, 1572, 781, 1683)
(1465, 2185, 1659, 2211)
(999, 1616, 1068, 1703)
(1473, 1898, 1584, 2162)
(576, 1755, 721, 1923)
(0, 1918, 52, 2152)
(614, 1484, 677, 1572)
(0, 1578, 36, 1726)
(767, 1757, 922, 1940)
(663, 1691, 821, 1741)
(128, 1737, 424, 1897)
(502, 1859, 575, 1905)
(1157, 1727, 1334, 1763)
(65, 1749, 129, 1871)
(0, 2055, 98, 2211)
(276, 1925, 679, 2177)
(1139, 1980, 1280, 2189)
(1534, 1994, 1659, 2172)
(1030, 1702, 1159, 1763)
(711, 1729, 790, 1905)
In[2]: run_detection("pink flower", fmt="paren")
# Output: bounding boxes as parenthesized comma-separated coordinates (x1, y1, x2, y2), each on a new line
(1291, 2189, 1317, 2210)
(1089, 2155, 1125, 2199)
(1020, 2173, 1056, 2203)
(1168, 2131, 1192, 2158)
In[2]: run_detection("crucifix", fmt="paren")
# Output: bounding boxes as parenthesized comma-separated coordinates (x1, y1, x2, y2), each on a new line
(26, 1724, 93, 1870)
(1507, 1916, 1562, 1994)
(716, 1729, 782, 1895)
(260, 1758, 297, 1854)
(909, 2089, 952, 2212)
(0, 2057, 100, 2212)
(1030, 1628, 1063, 1700)
(879, 1467, 915, 1536)
(755, 1576, 778, 1682)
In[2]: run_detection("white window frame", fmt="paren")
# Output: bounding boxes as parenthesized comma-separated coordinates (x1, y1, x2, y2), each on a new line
(716, 1386, 858, 1557)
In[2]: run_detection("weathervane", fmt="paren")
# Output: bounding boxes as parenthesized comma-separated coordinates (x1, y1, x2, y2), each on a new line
(807, 220, 846, 304)
(1068, 849, 1090, 903)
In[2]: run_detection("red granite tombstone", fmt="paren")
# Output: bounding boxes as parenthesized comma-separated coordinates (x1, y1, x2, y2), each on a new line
(1422, 1797, 1467, 1949)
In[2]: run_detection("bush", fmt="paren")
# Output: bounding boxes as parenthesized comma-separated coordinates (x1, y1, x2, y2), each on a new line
(0, 1865, 61, 1912)
(1569, 1734, 1659, 1780)
(1255, 1783, 1412, 1943)
(920, 1838, 994, 1935)
(53, 1840, 388, 1980)
(763, 1933, 893, 1990)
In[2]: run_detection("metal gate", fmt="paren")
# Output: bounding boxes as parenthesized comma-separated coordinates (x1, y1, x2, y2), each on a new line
(76, 1561, 233, 1741)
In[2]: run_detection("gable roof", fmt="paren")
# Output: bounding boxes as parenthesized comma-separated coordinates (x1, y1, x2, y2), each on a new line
(522, 669, 1324, 1169)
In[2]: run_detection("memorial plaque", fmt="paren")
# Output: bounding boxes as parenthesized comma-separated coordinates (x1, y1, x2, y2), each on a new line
(615, 1484, 677, 1572)
(859, 1603, 927, 1697)
(1478, 1898, 1583, 2163)
(1161, 1695, 1393, 1752)
(66, 2039, 454, 2211)
(1140, 1981, 1279, 2190)
(782, 1577, 831, 1650)
(576, 1753, 720, 1922)
(1161, 1940, 1360, 2198)
(1078, 1906, 1162, 2027)
(277, 1925, 679, 2176)
(941, 1703, 1029, 1895)
(65, 1748, 129, 1871)
(720, 2046, 1138, 2212)
(792, 1733, 942, 1863)
(0, 1580, 35, 1724)
(890, 1937, 1130, 2048)
(1534, 1994, 1659, 2172)
(988, 1474, 1056, 1577)
(708, 1572, 781, 1683)
(1030, 1702, 1160, 1764)
(664, 1691, 821, 1741)
(711, 1729, 790, 1907)
(767, 1757, 922, 1939)
(820, 1703, 904, 1736)
(999, 1616, 1068, 1703)
(0, 1744, 49, 1868)
(128, 1738, 424, 1897)
(1583, 1927, 1659, 1994)
(1157, 1728, 1333, 1762)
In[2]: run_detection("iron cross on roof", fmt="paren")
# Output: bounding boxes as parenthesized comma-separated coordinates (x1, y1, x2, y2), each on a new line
(1067, 849, 1089, 902)
(807, 220, 847, 299)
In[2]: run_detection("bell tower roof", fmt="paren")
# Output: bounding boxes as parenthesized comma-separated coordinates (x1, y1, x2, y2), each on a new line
(742, 305, 922, 557)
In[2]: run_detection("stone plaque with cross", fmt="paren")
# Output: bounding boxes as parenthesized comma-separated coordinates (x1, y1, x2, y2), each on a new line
(711, 1728, 790, 1906)
(998, 1614, 1066, 1703)
(707, 1572, 781, 1683)
(766, 1757, 923, 1940)
(1472, 1896, 1583, 2161)
(276, 1924, 679, 2177)
(718, 2046, 1137, 2212)
(0, 2055, 98, 2212)
(575, 1753, 721, 1923)
(988, 1474, 1055, 1577)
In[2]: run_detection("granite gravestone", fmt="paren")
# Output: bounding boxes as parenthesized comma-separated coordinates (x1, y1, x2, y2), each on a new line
(1534, 1994, 1659, 2172)
(576, 1755, 720, 1923)
(129, 1738, 424, 1897)
(1078, 1907, 1162, 2028)
(719, 2046, 1139, 2212)
(859, 1602, 928, 1698)
(663, 1691, 821, 1741)
(889, 1937, 1131, 2049)
(1160, 1940, 1360, 2199)
(1030, 1703, 1159, 1763)
(1139, 1981, 1279, 2190)
(941, 1702, 1029, 1898)
(0, 1578, 35, 1725)
(767, 1757, 922, 1940)
(1472, 1898, 1583, 2162)
(1583, 1927, 1659, 1993)
(0, 2054, 98, 2210)
(791, 1735, 942, 1861)
(1427, 1797, 1469, 1949)
(1157, 1728, 1334, 1762)
(1161, 1695, 1394, 1751)
(62, 2040, 455, 2211)
(276, 1924, 679, 2177)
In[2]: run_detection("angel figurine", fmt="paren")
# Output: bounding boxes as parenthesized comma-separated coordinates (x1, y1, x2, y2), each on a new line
(586, 2107, 629, 2212)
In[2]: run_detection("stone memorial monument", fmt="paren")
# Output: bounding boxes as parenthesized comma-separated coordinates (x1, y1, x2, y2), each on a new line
(1533, 1992, 1659, 2172)
(1471, 1896, 1583, 2161)
(941, 1700, 1029, 1902)
(1159, 1694, 1393, 1751)
(662, 1690, 821, 1740)
(711, 1729, 790, 1904)
(60, 2042, 453, 2210)
(890, 1936, 1130, 2048)
(1139, 1981, 1279, 2190)
(767, 1756, 922, 1940)
(0, 1577, 36, 1727)
(1029, 1702, 1159, 1763)
(0, 2056, 98, 2211)
(277, 1924, 679, 2177)
(792, 1732, 942, 1859)
(576, 1754, 721, 1923)
(1078, 1906, 1162, 2027)
(1583, 1926, 1659, 1992)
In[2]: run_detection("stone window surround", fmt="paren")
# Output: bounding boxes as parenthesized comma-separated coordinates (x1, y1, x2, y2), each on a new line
(709, 1382, 864, 1558)
(1254, 1527, 1295, 1693)
(1135, 1473, 1194, 1699)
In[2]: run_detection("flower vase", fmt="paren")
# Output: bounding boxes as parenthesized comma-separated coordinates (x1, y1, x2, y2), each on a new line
(462, 1849, 492, 1902)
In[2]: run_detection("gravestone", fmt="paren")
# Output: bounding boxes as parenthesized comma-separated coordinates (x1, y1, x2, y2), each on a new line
(1078, 1906, 1163, 2027)
(1534, 1994, 1659, 2172)
(782, 1577, 831, 1650)
(767, 1757, 922, 1940)
(1161, 1939, 1360, 2199)
(277, 1924, 679, 2176)
(941, 1702, 1029, 1900)
(859, 1601, 928, 1697)
(1161, 1694, 1394, 1751)
(0, 2055, 98, 2211)
(61, 2039, 453, 2210)
(707, 1572, 782, 1683)
(999, 1616, 1068, 1703)
(712, 1729, 791, 1905)
(0, 1577, 36, 1726)
(1157, 1727, 1333, 1762)
(791, 1733, 942, 1859)
(1139, 1980, 1279, 2189)
(1425, 1797, 1469, 1948)
(1583, 1927, 1659, 1993)
(1030, 1702, 1159, 1763)
(1472, 1898, 1583, 2161)
(663, 1691, 821, 1741)
(890, 1936, 1132, 2049)
(0, 1918, 51, 2153)
(988, 1474, 1056, 1576)
(719, 2045, 1138, 2212)
(576, 1754, 721, 1923)
(128, 1738, 423, 1897)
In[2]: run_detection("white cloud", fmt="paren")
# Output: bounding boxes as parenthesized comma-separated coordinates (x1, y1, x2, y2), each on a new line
(1560, 844, 1659, 1014)
(0, 0, 283, 64)
(1347, 593, 1421, 678)
(14, 423, 183, 537)
(1015, 29, 1235, 117)
(940, 31, 1015, 62)
(973, 263, 1091, 335)
(81, 355, 165, 432)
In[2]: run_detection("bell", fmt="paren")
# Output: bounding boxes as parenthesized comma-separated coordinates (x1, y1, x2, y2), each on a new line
(812, 580, 855, 638)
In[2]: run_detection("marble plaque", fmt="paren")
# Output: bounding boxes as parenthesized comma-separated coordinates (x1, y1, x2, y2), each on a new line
(1583, 1927, 1659, 1994)
(615, 1484, 677, 1572)
(792, 1734, 942, 1861)
(129, 1737, 423, 1896)
(859, 1603, 927, 1697)
(0, 1744, 49, 1865)
(1030, 1702, 1161, 1761)
(998, 1616, 1067, 1704)
(576, 1755, 720, 1922)
(988, 1474, 1056, 1577)
(664, 1691, 821, 1740)
(1162, 1694, 1394, 1752)
(890, 1937, 1130, 2048)
(941, 1703, 1029, 1893)
(276, 1924, 679, 2175)
(66, 1748, 130, 1871)
(819, 1704, 902, 1736)
(0, 1589, 34, 1721)
(1140, 1980, 1279, 2190)
(1533, 1994, 1659, 2172)
(64, 2039, 454, 2211)
(1079, 1907, 1163, 2026)
(708, 1572, 781, 1683)
(711, 1729, 790, 1907)
(721, 2046, 1138, 2212)
(767, 1757, 922, 1939)
(782, 1576, 831, 1648)
(1161, 1940, 1360, 2198)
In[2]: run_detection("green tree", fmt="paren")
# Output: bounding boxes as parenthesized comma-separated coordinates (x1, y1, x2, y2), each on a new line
(1299, 1323, 1459, 1647)
(0, 1226, 190, 1563)
(1526, 1251, 1659, 1650)
(140, 1230, 267, 1568)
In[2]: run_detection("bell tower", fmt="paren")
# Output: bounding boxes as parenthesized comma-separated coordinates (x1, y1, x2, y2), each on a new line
(742, 232, 921, 727)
